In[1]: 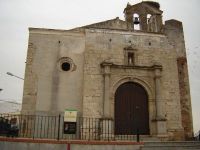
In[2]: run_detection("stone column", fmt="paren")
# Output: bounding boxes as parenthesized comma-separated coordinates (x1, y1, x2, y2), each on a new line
(102, 63, 112, 118)
(155, 69, 164, 119)
(154, 65, 167, 137)
(140, 14, 147, 31)
(100, 62, 113, 140)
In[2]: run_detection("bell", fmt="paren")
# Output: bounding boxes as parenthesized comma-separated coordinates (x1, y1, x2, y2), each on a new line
(133, 17, 140, 24)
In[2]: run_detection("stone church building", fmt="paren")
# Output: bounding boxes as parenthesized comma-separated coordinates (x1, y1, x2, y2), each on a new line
(22, 1, 193, 140)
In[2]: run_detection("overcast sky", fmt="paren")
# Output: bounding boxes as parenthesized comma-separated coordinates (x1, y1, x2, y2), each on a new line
(0, 0, 199, 133)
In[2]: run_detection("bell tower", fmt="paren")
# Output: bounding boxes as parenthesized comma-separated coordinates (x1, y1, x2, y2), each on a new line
(124, 1, 163, 32)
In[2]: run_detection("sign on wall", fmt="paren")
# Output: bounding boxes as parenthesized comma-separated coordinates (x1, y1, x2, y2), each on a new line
(64, 109, 77, 134)
(64, 109, 77, 122)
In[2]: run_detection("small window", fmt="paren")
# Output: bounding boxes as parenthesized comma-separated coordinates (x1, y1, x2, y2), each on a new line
(61, 62, 71, 71)
(58, 57, 76, 72)
(128, 52, 134, 65)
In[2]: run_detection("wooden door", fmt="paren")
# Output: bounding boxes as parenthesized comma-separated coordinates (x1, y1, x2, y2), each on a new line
(114, 82, 149, 135)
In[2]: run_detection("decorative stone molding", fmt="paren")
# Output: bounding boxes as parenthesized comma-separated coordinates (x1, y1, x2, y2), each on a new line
(111, 77, 153, 101)
(101, 61, 165, 136)
(57, 57, 76, 72)
(101, 62, 162, 71)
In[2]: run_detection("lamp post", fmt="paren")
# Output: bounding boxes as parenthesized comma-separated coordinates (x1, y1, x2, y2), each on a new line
(7, 72, 24, 80)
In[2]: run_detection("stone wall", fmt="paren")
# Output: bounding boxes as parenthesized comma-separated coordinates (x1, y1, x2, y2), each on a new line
(82, 28, 184, 139)
(22, 28, 85, 115)
(164, 20, 193, 139)
(22, 41, 37, 113)
(22, 18, 193, 140)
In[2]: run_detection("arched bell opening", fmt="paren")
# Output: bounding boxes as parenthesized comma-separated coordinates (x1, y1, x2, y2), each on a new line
(133, 13, 140, 30)
(147, 14, 152, 24)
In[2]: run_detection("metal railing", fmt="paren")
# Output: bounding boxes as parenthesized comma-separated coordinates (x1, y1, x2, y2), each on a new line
(0, 114, 141, 141)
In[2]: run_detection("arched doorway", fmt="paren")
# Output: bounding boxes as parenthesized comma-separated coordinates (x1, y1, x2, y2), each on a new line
(114, 82, 149, 135)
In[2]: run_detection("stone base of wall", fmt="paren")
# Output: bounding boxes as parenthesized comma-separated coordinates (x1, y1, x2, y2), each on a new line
(168, 129, 185, 141)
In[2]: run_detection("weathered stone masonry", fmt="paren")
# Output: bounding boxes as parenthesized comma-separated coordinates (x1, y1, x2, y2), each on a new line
(22, 1, 193, 140)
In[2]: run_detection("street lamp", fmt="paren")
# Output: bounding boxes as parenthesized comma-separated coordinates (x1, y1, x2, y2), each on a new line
(6, 72, 24, 80)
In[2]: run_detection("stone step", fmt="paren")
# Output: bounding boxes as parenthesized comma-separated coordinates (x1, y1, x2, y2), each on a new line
(113, 135, 161, 142)
(141, 141, 200, 150)
(139, 136, 161, 142)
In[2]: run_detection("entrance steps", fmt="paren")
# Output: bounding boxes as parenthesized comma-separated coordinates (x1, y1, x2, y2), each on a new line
(0, 138, 200, 150)
(138, 135, 162, 142)
(141, 141, 200, 150)
(114, 135, 162, 142)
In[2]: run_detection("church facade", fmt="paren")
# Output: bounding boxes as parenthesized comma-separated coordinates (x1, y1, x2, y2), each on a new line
(22, 1, 193, 140)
